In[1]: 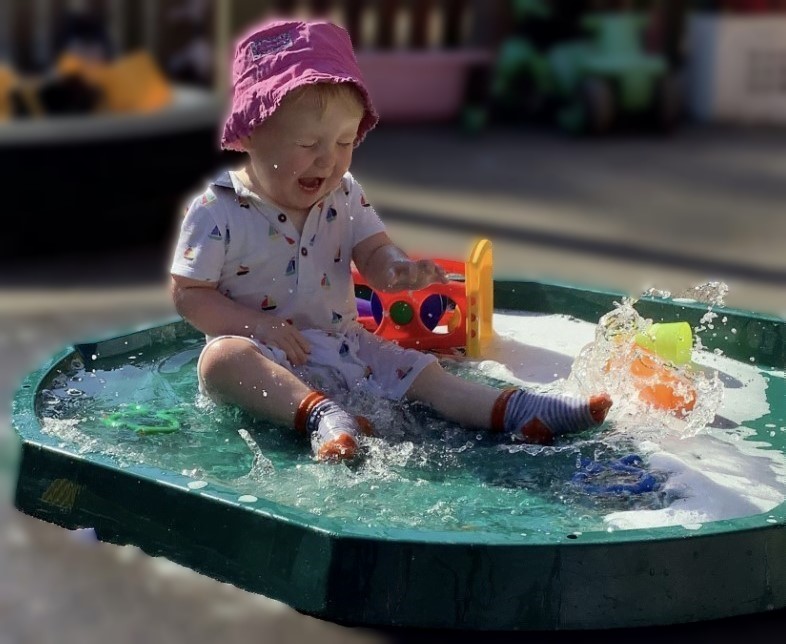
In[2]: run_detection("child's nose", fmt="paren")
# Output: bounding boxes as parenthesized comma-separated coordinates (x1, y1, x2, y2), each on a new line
(314, 146, 335, 169)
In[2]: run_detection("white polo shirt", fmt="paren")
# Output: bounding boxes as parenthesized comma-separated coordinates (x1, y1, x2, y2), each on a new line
(170, 169, 386, 333)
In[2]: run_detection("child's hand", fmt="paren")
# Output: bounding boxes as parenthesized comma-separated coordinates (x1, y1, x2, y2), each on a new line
(385, 259, 449, 291)
(254, 317, 311, 366)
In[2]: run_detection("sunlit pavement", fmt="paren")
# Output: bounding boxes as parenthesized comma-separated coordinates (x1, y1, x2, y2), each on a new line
(1, 122, 785, 643)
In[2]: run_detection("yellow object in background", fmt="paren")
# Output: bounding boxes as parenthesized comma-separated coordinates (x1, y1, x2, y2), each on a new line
(55, 52, 107, 88)
(101, 51, 173, 113)
(0, 64, 19, 120)
(55, 49, 173, 114)
(4, 50, 173, 119)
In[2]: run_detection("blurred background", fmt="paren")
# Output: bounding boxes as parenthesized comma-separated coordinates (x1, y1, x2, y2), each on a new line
(2, 1, 786, 643)
(1, 0, 784, 307)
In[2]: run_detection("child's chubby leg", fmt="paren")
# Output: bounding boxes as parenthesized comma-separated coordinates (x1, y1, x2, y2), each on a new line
(198, 336, 371, 461)
(405, 362, 612, 445)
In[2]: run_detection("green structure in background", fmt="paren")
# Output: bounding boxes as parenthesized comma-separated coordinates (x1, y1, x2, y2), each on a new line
(10, 279, 786, 631)
(489, 1, 681, 134)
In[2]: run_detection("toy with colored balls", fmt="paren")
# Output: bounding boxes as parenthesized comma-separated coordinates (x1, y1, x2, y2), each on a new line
(351, 239, 494, 357)
(390, 300, 414, 325)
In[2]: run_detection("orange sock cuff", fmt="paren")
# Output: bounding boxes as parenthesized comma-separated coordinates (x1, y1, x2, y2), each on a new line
(294, 391, 327, 435)
(490, 387, 518, 433)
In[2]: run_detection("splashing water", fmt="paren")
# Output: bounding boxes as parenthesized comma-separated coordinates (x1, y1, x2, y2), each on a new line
(675, 281, 730, 307)
(566, 298, 724, 442)
(642, 280, 729, 308)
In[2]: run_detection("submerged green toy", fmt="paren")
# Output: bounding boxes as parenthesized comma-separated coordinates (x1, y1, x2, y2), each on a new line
(101, 404, 182, 435)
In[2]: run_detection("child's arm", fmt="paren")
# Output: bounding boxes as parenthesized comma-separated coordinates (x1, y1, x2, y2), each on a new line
(170, 275, 312, 365)
(353, 232, 449, 293)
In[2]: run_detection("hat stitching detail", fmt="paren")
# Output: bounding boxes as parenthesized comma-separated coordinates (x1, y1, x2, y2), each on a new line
(248, 31, 295, 61)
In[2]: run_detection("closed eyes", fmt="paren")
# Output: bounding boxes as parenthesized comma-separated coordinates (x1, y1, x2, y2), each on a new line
(296, 141, 354, 149)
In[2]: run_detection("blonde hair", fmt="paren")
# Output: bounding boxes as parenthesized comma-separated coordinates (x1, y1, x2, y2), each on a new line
(284, 82, 365, 119)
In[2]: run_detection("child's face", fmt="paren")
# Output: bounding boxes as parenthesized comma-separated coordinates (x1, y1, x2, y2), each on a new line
(242, 86, 364, 216)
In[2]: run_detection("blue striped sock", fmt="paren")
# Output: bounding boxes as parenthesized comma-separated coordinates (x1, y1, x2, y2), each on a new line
(503, 389, 597, 438)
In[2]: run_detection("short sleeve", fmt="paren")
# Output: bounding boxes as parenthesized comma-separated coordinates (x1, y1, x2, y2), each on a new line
(342, 173, 386, 248)
(169, 189, 228, 283)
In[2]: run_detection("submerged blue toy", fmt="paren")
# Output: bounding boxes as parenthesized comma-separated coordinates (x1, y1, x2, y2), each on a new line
(571, 453, 662, 495)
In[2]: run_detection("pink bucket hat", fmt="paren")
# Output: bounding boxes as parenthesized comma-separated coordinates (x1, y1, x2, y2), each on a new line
(221, 19, 379, 151)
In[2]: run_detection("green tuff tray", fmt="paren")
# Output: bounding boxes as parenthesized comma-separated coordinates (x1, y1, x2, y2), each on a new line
(11, 280, 786, 631)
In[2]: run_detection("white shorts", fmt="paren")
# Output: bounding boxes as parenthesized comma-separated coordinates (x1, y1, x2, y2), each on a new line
(197, 325, 438, 401)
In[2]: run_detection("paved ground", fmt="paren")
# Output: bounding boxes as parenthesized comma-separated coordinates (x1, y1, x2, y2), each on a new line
(1, 121, 785, 643)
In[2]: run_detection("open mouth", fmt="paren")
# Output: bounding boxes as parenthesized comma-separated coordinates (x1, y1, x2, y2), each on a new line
(298, 177, 324, 193)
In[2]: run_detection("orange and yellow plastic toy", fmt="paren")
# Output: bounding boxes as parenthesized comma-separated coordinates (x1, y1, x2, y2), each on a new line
(352, 238, 494, 358)
(609, 321, 697, 416)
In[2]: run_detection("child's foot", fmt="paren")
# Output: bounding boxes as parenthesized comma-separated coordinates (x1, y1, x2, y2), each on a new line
(298, 392, 374, 462)
(311, 429, 358, 461)
(313, 414, 374, 462)
(314, 427, 359, 461)
(494, 387, 612, 445)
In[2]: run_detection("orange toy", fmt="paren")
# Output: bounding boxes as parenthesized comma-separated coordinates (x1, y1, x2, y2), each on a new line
(629, 347, 697, 414)
(607, 345, 697, 416)
(352, 239, 494, 357)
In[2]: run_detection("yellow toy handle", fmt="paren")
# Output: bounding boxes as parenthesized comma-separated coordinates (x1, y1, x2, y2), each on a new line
(465, 239, 494, 358)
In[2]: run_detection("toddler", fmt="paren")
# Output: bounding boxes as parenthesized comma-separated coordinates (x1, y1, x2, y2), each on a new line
(170, 18, 612, 461)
